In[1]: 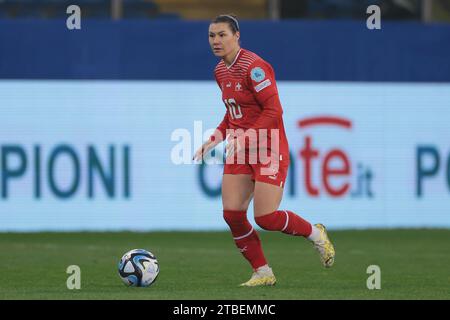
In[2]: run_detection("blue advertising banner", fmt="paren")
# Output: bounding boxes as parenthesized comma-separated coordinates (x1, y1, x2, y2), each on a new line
(1, 20, 449, 81)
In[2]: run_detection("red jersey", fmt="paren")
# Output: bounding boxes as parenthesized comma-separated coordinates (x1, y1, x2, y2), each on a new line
(213, 48, 289, 160)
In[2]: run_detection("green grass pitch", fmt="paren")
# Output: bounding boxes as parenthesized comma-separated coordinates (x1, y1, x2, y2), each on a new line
(0, 230, 449, 299)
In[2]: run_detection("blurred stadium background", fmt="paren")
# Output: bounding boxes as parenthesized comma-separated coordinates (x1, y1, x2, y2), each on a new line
(0, 0, 449, 299)
(1, 0, 450, 21)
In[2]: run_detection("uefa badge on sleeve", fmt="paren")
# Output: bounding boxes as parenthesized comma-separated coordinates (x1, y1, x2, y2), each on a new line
(251, 67, 265, 82)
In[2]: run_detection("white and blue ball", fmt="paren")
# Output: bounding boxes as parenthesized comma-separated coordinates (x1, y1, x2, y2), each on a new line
(118, 249, 159, 287)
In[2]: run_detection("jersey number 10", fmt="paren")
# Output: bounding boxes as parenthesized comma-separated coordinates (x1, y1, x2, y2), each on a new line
(224, 98, 243, 120)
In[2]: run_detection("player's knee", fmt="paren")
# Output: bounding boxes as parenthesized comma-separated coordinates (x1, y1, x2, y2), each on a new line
(255, 212, 279, 231)
(223, 209, 247, 227)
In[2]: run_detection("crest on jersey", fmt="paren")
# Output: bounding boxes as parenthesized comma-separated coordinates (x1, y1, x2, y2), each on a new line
(250, 67, 265, 83)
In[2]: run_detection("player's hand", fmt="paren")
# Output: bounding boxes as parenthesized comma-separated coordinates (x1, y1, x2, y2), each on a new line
(192, 140, 214, 162)
(192, 144, 207, 162)
(225, 138, 235, 159)
(225, 134, 243, 160)
(193, 130, 227, 162)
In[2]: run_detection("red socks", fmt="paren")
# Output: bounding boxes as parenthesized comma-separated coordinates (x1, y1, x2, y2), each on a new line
(255, 210, 312, 237)
(223, 209, 312, 270)
(223, 210, 267, 270)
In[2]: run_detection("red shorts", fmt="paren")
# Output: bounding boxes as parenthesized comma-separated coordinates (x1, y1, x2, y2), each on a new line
(223, 151, 290, 188)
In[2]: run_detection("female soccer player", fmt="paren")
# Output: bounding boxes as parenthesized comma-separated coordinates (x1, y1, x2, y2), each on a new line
(193, 14, 335, 286)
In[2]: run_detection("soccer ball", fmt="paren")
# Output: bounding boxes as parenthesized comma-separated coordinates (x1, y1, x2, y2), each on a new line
(118, 249, 159, 287)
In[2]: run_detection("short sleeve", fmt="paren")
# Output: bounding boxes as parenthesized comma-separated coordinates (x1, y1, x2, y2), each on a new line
(247, 60, 278, 104)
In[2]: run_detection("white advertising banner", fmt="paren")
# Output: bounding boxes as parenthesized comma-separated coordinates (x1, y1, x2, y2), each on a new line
(0, 80, 449, 230)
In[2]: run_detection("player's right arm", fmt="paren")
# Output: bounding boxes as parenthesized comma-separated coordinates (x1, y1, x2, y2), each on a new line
(193, 72, 230, 162)
(193, 111, 229, 162)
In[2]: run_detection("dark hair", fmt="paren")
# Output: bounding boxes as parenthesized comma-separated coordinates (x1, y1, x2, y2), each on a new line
(211, 14, 240, 34)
